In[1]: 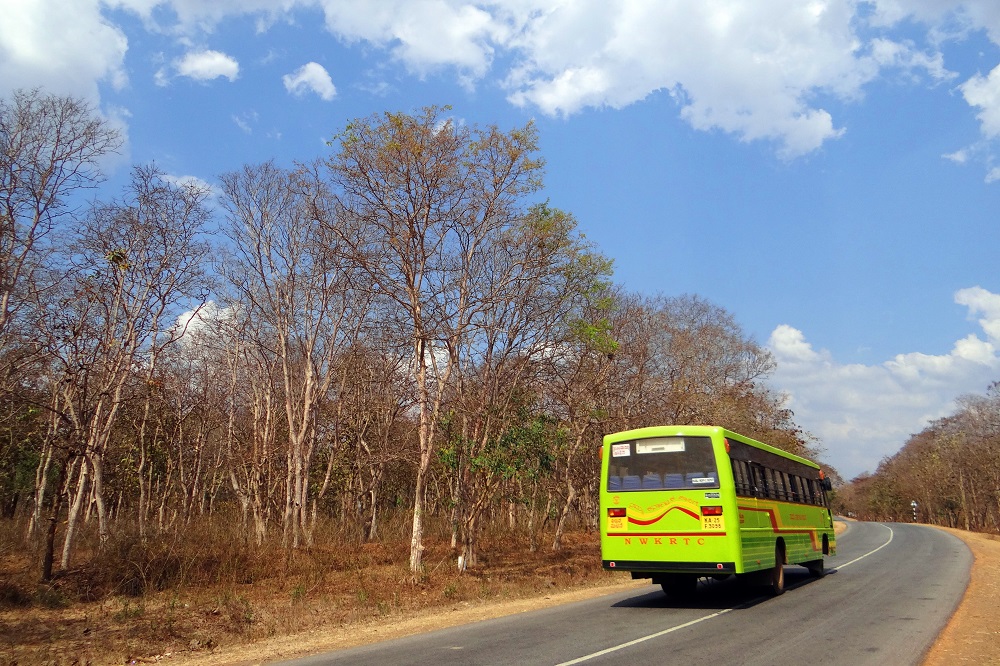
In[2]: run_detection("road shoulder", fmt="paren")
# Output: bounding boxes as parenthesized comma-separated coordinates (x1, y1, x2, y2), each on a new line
(922, 526, 1000, 665)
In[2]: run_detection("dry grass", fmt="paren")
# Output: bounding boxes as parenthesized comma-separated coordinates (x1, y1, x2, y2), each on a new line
(0, 516, 614, 665)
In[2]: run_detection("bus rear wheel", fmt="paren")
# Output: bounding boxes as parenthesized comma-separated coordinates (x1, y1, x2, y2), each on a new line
(659, 574, 698, 599)
(805, 558, 825, 578)
(768, 543, 786, 596)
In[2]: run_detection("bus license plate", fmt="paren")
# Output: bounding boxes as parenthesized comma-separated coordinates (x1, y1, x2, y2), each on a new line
(701, 515, 724, 531)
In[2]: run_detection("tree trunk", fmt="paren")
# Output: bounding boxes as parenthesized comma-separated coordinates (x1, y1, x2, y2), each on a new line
(552, 479, 577, 552)
(552, 433, 585, 551)
(409, 339, 432, 574)
(41, 451, 74, 581)
(27, 439, 54, 541)
(86, 449, 109, 545)
(60, 454, 89, 570)
(409, 464, 428, 575)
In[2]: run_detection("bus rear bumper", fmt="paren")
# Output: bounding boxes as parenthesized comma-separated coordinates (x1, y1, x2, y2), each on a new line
(602, 560, 737, 575)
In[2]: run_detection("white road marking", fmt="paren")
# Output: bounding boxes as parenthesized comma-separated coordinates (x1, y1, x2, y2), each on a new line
(554, 607, 736, 665)
(831, 523, 894, 571)
(559, 523, 895, 665)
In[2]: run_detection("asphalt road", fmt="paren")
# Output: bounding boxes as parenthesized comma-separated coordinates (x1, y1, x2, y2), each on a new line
(279, 521, 971, 666)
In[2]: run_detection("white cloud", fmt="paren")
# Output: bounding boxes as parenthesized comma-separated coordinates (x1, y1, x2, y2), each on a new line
(283, 62, 336, 100)
(943, 148, 969, 164)
(174, 49, 240, 82)
(867, 1, 1000, 45)
(104, 0, 270, 34)
(501, 0, 876, 157)
(868, 37, 956, 83)
(232, 111, 257, 134)
(768, 287, 1000, 479)
(163, 172, 214, 192)
(173, 299, 230, 346)
(955, 285, 1000, 342)
(317, 0, 501, 80)
(960, 64, 1000, 139)
(104, 0, 874, 156)
(0, 0, 128, 101)
(869, 1, 1000, 179)
(8, 0, 1000, 164)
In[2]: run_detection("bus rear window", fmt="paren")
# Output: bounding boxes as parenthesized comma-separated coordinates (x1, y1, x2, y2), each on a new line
(606, 436, 719, 491)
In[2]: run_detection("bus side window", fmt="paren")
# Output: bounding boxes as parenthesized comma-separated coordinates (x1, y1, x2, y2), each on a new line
(789, 475, 802, 503)
(731, 459, 750, 496)
(751, 465, 766, 499)
(809, 479, 823, 506)
(779, 471, 792, 501)
(764, 468, 777, 500)
(739, 460, 752, 495)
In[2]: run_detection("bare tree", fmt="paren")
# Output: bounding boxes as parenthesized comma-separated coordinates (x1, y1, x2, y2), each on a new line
(447, 204, 614, 562)
(0, 89, 121, 359)
(324, 106, 545, 573)
(219, 161, 371, 548)
(333, 340, 414, 541)
(543, 282, 620, 551)
(214, 306, 281, 545)
(32, 165, 210, 577)
(838, 380, 1000, 532)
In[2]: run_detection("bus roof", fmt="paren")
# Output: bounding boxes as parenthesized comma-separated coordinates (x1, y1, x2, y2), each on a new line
(602, 425, 821, 470)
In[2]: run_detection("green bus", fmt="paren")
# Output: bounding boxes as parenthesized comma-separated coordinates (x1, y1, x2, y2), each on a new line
(600, 425, 835, 597)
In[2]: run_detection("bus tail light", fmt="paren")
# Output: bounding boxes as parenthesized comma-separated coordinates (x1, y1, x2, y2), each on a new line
(701, 506, 723, 516)
(608, 508, 626, 518)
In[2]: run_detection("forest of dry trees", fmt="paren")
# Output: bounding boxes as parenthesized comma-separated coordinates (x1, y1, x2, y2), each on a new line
(0, 90, 820, 588)
(836, 382, 1000, 533)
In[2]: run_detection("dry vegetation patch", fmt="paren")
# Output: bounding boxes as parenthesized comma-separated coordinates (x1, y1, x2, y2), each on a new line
(0, 528, 622, 665)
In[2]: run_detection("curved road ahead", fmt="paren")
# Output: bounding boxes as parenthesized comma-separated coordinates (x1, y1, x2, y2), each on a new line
(281, 522, 970, 666)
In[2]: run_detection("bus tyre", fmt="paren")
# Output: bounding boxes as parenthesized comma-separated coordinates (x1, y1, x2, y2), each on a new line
(769, 543, 786, 596)
(660, 574, 697, 599)
(805, 558, 825, 578)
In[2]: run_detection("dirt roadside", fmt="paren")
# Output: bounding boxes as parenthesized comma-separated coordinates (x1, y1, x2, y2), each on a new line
(160, 522, 997, 666)
(161, 579, 650, 666)
(921, 526, 1000, 665)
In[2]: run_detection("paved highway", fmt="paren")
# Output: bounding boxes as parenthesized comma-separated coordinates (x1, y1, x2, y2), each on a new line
(280, 521, 970, 666)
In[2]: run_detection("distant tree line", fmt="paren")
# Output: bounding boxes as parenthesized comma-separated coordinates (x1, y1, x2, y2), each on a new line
(0, 89, 815, 581)
(836, 382, 1000, 533)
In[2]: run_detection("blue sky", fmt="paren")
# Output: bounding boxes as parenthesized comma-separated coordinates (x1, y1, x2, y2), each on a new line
(4, 0, 1000, 479)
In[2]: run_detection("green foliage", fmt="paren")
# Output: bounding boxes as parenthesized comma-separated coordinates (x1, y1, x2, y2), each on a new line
(485, 414, 562, 482)
(524, 203, 615, 294)
(0, 398, 47, 518)
(438, 410, 563, 489)
(105, 248, 130, 271)
(568, 317, 619, 355)
(36, 583, 69, 609)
